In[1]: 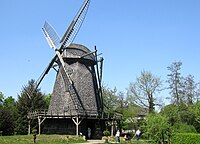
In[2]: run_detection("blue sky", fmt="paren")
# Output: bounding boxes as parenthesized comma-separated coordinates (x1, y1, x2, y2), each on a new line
(1, 0, 200, 103)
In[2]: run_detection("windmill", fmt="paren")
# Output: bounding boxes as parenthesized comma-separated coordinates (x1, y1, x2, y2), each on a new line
(28, 0, 122, 138)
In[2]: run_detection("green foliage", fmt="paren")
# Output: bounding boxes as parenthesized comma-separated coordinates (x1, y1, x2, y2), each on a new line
(0, 107, 15, 135)
(190, 101, 200, 132)
(3, 96, 17, 124)
(122, 103, 147, 130)
(44, 93, 52, 109)
(143, 113, 172, 144)
(0, 135, 86, 144)
(0, 93, 16, 136)
(15, 79, 47, 135)
(160, 104, 179, 126)
(102, 86, 119, 113)
(172, 133, 200, 144)
(3, 96, 16, 109)
(103, 130, 110, 136)
(173, 123, 197, 133)
(193, 101, 200, 124)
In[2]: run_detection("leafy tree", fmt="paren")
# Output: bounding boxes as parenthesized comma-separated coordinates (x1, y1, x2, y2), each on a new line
(3, 96, 16, 119)
(122, 103, 146, 130)
(116, 91, 127, 113)
(0, 107, 15, 135)
(102, 86, 119, 113)
(44, 93, 52, 109)
(127, 70, 162, 113)
(0, 92, 15, 135)
(190, 101, 200, 132)
(172, 122, 196, 133)
(4, 96, 16, 108)
(193, 101, 200, 125)
(143, 113, 172, 144)
(15, 79, 47, 135)
(160, 104, 179, 126)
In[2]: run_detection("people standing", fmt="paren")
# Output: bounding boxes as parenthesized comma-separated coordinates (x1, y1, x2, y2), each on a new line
(115, 130, 120, 143)
(88, 127, 91, 139)
(135, 129, 141, 141)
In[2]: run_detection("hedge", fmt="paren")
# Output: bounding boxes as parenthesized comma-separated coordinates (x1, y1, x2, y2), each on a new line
(172, 133, 200, 144)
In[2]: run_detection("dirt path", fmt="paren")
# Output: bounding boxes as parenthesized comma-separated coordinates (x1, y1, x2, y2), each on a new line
(82, 139, 105, 143)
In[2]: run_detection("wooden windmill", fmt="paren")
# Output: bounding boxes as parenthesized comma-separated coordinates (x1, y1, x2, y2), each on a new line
(28, 0, 121, 138)
(40, 0, 104, 119)
(28, 0, 122, 138)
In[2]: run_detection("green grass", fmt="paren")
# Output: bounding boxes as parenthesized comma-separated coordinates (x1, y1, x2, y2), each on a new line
(0, 134, 86, 144)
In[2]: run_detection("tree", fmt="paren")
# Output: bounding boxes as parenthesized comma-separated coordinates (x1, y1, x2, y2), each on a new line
(44, 93, 52, 109)
(122, 103, 146, 130)
(127, 70, 162, 113)
(160, 104, 179, 126)
(0, 92, 16, 135)
(191, 101, 200, 132)
(167, 61, 183, 107)
(0, 91, 4, 106)
(15, 79, 47, 135)
(182, 75, 197, 106)
(0, 107, 15, 135)
(3, 96, 16, 116)
(102, 86, 119, 113)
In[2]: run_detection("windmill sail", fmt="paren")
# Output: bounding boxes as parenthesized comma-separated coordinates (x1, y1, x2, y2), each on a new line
(43, 21, 60, 49)
(35, 55, 57, 89)
(60, 0, 91, 49)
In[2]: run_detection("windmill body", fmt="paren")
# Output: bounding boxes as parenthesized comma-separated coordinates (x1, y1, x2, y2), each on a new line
(42, 44, 104, 138)
(48, 44, 101, 116)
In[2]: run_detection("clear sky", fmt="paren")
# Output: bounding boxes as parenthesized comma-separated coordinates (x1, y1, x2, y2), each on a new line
(1, 0, 200, 102)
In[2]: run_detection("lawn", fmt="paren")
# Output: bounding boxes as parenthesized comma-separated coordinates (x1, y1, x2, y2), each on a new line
(0, 134, 86, 144)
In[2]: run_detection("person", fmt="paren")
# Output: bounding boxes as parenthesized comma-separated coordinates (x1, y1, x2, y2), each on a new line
(124, 134, 128, 141)
(33, 133, 37, 143)
(135, 129, 141, 141)
(115, 130, 120, 143)
(88, 127, 91, 139)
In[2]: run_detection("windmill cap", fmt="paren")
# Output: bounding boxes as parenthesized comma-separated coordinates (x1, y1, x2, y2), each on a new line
(63, 43, 95, 62)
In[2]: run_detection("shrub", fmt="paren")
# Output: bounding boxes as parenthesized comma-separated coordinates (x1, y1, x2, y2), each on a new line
(173, 123, 197, 133)
(103, 130, 110, 143)
(172, 133, 200, 144)
(103, 130, 110, 137)
(32, 129, 37, 134)
(143, 113, 172, 144)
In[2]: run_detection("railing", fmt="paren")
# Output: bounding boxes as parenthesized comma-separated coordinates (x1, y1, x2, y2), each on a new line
(28, 109, 122, 120)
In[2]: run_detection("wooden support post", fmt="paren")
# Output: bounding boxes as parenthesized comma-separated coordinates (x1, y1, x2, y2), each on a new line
(38, 116, 46, 135)
(38, 116, 41, 135)
(111, 120, 114, 136)
(28, 120, 31, 135)
(72, 117, 83, 136)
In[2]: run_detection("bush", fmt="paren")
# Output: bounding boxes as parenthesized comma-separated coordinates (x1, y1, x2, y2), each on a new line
(143, 113, 172, 144)
(103, 130, 110, 137)
(32, 129, 37, 134)
(173, 123, 197, 133)
(172, 133, 200, 144)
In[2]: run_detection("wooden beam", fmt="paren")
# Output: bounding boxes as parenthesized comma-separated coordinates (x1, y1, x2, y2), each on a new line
(72, 117, 83, 136)
(28, 120, 31, 135)
(38, 116, 47, 135)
